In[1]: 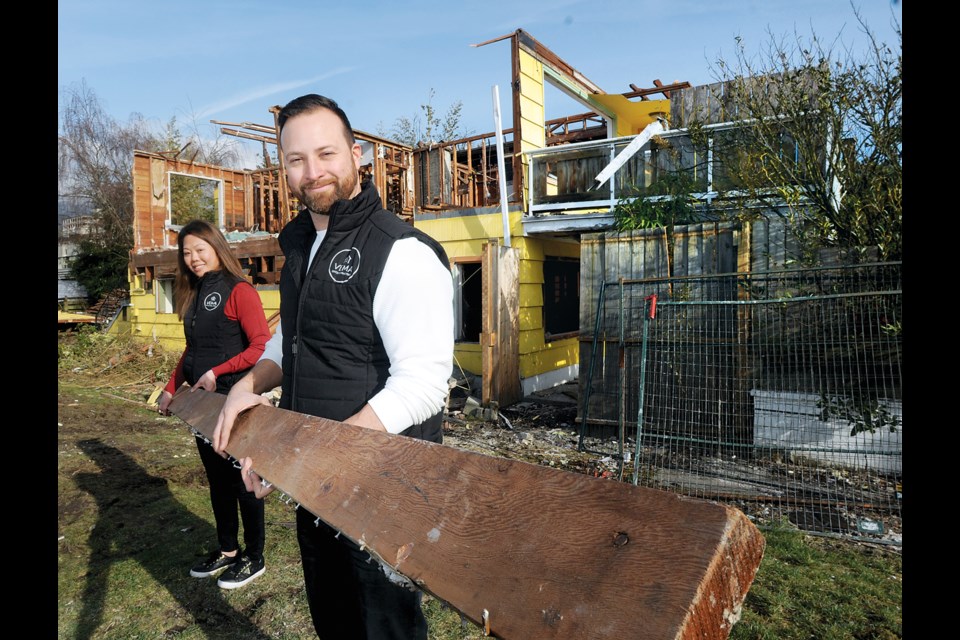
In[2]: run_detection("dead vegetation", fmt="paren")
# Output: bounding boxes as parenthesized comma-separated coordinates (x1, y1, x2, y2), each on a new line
(58, 326, 180, 399)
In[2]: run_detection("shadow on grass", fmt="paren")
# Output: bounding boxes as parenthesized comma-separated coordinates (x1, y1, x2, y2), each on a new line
(74, 438, 271, 640)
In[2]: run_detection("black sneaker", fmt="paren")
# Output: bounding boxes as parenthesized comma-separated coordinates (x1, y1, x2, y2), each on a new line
(217, 554, 265, 589)
(189, 551, 240, 578)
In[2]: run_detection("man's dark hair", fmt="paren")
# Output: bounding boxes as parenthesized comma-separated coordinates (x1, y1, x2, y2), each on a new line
(277, 94, 356, 144)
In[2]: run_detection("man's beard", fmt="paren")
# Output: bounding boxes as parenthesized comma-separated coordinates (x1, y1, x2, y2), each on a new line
(297, 171, 358, 214)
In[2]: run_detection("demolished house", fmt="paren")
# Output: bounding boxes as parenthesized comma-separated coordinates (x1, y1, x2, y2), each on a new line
(119, 30, 689, 406)
(117, 28, 754, 410)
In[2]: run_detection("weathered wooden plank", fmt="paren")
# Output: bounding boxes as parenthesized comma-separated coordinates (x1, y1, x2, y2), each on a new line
(170, 389, 764, 640)
(497, 246, 521, 406)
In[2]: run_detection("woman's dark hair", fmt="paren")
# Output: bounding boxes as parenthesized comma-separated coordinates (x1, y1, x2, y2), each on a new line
(173, 220, 248, 319)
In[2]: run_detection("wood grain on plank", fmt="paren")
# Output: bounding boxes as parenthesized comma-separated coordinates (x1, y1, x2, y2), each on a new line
(170, 388, 764, 640)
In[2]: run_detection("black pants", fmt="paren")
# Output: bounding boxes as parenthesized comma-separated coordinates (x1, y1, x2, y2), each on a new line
(296, 507, 427, 640)
(293, 410, 442, 639)
(196, 436, 265, 561)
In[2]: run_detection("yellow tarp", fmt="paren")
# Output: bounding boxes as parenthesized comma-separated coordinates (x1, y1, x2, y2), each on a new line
(590, 96, 670, 136)
(58, 311, 96, 324)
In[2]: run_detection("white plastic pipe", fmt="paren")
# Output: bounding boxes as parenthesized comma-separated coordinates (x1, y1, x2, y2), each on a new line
(492, 85, 511, 248)
(594, 118, 666, 188)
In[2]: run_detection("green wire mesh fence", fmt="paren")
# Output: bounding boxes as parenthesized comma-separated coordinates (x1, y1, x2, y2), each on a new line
(579, 262, 902, 545)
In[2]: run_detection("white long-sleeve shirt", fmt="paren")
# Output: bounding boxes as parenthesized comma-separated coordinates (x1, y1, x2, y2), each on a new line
(261, 232, 454, 434)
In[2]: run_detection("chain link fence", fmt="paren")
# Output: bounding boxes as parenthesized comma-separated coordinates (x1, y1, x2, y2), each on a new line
(579, 262, 902, 545)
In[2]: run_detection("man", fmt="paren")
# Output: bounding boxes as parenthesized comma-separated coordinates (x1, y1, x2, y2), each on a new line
(212, 94, 454, 639)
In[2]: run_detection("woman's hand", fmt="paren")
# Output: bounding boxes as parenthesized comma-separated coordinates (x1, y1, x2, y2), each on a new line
(157, 390, 174, 415)
(192, 369, 217, 392)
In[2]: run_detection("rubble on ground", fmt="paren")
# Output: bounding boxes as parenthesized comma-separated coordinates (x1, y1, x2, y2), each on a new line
(443, 382, 629, 479)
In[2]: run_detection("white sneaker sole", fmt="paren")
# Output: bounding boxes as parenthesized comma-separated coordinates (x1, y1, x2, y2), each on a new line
(217, 566, 265, 589)
(189, 564, 234, 578)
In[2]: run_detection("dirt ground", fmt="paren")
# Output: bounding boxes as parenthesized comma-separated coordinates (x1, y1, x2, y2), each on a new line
(443, 383, 631, 476)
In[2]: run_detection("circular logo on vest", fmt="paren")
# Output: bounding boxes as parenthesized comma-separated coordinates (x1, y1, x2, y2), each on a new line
(203, 292, 223, 311)
(329, 248, 361, 283)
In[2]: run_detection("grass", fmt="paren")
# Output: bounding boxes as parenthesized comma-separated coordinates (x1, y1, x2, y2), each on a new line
(57, 330, 901, 639)
(732, 526, 901, 639)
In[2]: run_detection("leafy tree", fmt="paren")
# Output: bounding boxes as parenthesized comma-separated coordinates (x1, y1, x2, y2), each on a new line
(613, 171, 703, 232)
(614, 169, 706, 285)
(69, 239, 130, 300)
(378, 88, 470, 147)
(705, 5, 901, 261)
(170, 174, 218, 225)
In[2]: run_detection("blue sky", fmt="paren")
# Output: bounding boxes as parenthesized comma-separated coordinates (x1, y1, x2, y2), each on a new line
(58, 0, 901, 164)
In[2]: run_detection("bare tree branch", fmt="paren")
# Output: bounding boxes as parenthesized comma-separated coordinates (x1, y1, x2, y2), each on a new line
(706, 4, 901, 260)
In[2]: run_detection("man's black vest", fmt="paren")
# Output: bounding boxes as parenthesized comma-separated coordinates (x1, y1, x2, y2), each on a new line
(277, 180, 449, 441)
(182, 270, 249, 394)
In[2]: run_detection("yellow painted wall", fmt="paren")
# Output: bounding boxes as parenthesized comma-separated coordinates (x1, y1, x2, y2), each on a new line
(518, 260, 542, 285)
(258, 289, 281, 317)
(454, 343, 482, 378)
(510, 39, 592, 384)
(518, 307, 543, 330)
(415, 211, 524, 254)
(122, 272, 280, 355)
(511, 238, 579, 262)
(519, 340, 579, 378)
(518, 49, 545, 207)
(517, 51, 546, 152)
(516, 236, 580, 377)
(519, 283, 544, 307)
(417, 212, 581, 382)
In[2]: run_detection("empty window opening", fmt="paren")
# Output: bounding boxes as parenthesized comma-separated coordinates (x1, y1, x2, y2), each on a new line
(542, 256, 580, 339)
(156, 278, 175, 314)
(454, 262, 483, 343)
(169, 173, 222, 227)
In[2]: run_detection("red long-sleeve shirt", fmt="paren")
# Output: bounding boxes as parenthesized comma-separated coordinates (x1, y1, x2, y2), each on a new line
(163, 282, 270, 395)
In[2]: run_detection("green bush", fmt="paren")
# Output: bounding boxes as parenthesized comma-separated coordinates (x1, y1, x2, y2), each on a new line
(69, 239, 129, 300)
(613, 172, 703, 232)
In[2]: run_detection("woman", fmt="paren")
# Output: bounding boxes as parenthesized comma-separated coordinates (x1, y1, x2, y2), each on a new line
(157, 219, 270, 590)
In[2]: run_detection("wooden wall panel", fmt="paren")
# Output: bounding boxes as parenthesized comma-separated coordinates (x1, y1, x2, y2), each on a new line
(132, 151, 254, 252)
(497, 246, 521, 406)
